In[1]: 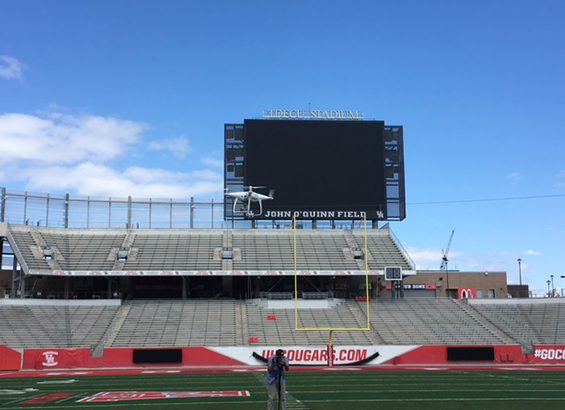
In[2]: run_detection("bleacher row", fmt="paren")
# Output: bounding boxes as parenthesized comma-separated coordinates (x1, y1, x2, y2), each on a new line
(0, 305, 118, 348)
(1, 299, 564, 350)
(7, 226, 413, 273)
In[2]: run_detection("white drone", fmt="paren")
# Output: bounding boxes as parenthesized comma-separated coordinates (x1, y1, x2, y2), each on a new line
(225, 186, 274, 217)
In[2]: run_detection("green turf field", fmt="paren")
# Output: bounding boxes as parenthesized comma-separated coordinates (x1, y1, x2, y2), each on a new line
(2, 370, 565, 410)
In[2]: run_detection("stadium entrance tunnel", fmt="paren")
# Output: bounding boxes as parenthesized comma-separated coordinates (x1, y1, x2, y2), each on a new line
(10, 273, 374, 301)
(131, 277, 184, 299)
(130, 277, 223, 299)
(241, 276, 368, 300)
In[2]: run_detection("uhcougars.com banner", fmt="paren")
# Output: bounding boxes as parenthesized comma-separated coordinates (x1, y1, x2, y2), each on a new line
(210, 346, 420, 365)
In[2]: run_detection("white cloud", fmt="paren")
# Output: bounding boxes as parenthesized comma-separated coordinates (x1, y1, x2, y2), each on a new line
(0, 110, 223, 199)
(556, 170, 565, 188)
(191, 169, 223, 180)
(404, 245, 530, 273)
(22, 162, 223, 199)
(524, 249, 541, 256)
(405, 247, 442, 270)
(148, 136, 191, 158)
(405, 247, 465, 270)
(201, 156, 223, 169)
(0, 112, 146, 164)
(507, 171, 522, 184)
(0, 55, 26, 80)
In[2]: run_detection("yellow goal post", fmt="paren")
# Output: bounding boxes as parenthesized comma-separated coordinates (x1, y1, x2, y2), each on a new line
(293, 214, 371, 336)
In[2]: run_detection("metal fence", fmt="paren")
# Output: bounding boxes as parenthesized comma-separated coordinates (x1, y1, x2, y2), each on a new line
(0, 188, 385, 231)
(1, 188, 231, 229)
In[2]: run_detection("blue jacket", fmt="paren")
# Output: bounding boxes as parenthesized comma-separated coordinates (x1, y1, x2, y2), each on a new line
(267, 355, 289, 384)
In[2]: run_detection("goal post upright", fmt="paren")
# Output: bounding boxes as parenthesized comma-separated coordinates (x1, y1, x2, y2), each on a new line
(294, 213, 299, 330)
(363, 212, 370, 325)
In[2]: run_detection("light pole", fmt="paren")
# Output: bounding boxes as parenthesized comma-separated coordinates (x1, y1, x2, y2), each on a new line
(547, 280, 551, 297)
(551, 275, 555, 297)
(561, 275, 565, 297)
(517, 258, 522, 287)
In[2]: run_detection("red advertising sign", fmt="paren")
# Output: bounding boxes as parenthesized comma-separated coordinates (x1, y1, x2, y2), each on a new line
(531, 346, 565, 363)
(458, 288, 477, 299)
(0, 345, 21, 371)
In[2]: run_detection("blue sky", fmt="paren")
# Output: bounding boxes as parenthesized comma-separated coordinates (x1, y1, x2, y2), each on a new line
(1, 0, 564, 295)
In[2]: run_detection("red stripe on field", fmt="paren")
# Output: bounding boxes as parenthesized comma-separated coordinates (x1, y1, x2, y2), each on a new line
(19, 393, 74, 405)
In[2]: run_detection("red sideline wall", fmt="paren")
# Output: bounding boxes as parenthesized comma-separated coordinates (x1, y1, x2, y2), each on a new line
(0, 345, 22, 371)
(17, 345, 565, 370)
(530, 345, 565, 364)
(23, 347, 246, 370)
(381, 345, 525, 365)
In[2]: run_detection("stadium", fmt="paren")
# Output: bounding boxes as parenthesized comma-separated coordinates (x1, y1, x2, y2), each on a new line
(1, 114, 565, 408)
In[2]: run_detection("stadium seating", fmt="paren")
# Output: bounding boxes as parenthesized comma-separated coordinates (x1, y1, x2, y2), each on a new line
(7, 228, 52, 272)
(7, 225, 127, 272)
(2, 298, 565, 350)
(123, 230, 224, 271)
(358, 299, 510, 345)
(231, 229, 414, 271)
(6, 226, 414, 274)
(109, 299, 240, 347)
(39, 231, 126, 271)
(0, 303, 119, 349)
(231, 229, 362, 271)
(245, 299, 380, 346)
(469, 299, 565, 346)
(3, 225, 565, 352)
(352, 229, 413, 270)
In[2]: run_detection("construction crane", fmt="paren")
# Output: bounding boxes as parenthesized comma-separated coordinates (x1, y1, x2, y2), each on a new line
(440, 230, 455, 271)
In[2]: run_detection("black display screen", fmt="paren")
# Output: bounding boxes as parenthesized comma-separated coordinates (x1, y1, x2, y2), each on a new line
(243, 119, 386, 219)
(447, 347, 495, 361)
(132, 349, 183, 364)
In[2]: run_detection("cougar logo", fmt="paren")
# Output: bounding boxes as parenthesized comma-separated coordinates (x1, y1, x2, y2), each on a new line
(42, 351, 59, 367)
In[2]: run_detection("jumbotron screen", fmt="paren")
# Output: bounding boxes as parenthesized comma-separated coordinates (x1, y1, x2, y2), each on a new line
(243, 119, 386, 220)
